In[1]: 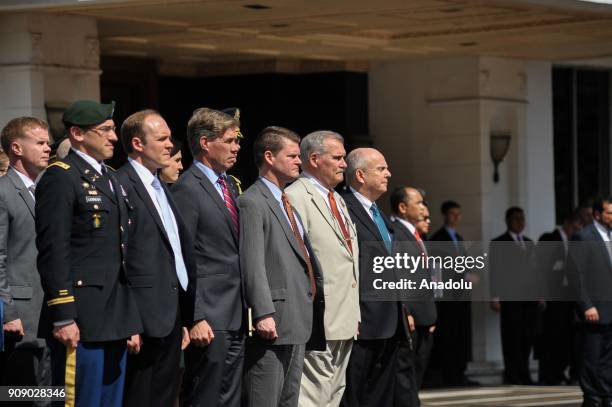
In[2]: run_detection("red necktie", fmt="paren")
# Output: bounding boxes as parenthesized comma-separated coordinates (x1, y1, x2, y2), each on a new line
(217, 175, 239, 235)
(328, 191, 352, 254)
(282, 193, 316, 299)
(414, 230, 427, 255)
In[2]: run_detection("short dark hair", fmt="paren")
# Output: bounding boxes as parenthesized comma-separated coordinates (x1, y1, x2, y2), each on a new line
(1, 117, 49, 155)
(505, 206, 524, 222)
(564, 209, 581, 224)
(253, 126, 300, 169)
(170, 139, 182, 157)
(441, 200, 461, 215)
(592, 196, 612, 215)
(120, 109, 159, 153)
(390, 186, 409, 214)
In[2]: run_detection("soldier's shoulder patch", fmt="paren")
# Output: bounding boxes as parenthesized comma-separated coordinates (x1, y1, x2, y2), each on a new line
(229, 175, 242, 194)
(104, 164, 116, 172)
(48, 161, 70, 170)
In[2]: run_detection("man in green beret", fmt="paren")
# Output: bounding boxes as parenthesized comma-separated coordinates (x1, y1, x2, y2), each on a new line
(36, 100, 143, 407)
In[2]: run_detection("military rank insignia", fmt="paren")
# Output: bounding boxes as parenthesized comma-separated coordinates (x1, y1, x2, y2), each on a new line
(92, 213, 101, 229)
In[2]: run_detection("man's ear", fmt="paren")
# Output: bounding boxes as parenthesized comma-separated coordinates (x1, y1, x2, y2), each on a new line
(263, 150, 274, 166)
(398, 201, 407, 216)
(10, 139, 22, 157)
(131, 135, 145, 153)
(199, 136, 208, 153)
(355, 168, 366, 185)
(68, 126, 84, 143)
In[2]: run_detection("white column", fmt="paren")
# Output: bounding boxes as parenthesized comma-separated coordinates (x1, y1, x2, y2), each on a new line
(369, 56, 556, 367)
(0, 13, 101, 139)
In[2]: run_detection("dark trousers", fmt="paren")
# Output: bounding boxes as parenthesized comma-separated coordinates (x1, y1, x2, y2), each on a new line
(0, 339, 51, 407)
(124, 320, 182, 407)
(412, 326, 434, 388)
(430, 301, 471, 384)
(500, 301, 537, 385)
(341, 336, 398, 407)
(580, 323, 612, 404)
(243, 341, 305, 407)
(394, 335, 419, 407)
(538, 301, 576, 385)
(183, 330, 244, 407)
(50, 339, 127, 407)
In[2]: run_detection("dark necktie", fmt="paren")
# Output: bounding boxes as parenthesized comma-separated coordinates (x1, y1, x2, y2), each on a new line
(217, 175, 239, 236)
(328, 190, 352, 254)
(282, 192, 316, 299)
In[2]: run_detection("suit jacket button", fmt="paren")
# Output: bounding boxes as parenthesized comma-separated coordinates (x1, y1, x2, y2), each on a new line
(77, 280, 83, 286)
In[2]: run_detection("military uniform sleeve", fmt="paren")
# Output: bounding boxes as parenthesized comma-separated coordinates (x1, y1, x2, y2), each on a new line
(35, 166, 77, 323)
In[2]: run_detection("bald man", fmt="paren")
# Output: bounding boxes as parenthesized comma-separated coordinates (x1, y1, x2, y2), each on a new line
(340, 148, 405, 407)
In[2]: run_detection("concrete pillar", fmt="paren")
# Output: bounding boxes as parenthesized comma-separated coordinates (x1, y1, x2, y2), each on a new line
(0, 13, 100, 140)
(369, 56, 555, 367)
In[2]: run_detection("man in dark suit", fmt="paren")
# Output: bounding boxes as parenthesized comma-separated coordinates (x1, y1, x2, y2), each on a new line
(116, 110, 202, 406)
(340, 147, 400, 407)
(569, 197, 612, 407)
(537, 211, 582, 385)
(390, 186, 435, 407)
(172, 107, 244, 407)
(36, 100, 143, 407)
(489, 206, 538, 385)
(239, 126, 324, 407)
(429, 200, 476, 387)
(0, 117, 51, 394)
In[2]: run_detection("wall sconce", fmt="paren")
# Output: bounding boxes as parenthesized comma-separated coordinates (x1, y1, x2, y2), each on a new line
(490, 132, 511, 183)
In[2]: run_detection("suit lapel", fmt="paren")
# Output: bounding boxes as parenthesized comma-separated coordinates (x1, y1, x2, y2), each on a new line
(125, 164, 170, 245)
(298, 177, 353, 255)
(257, 180, 306, 263)
(191, 166, 238, 242)
(589, 224, 612, 269)
(7, 169, 35, 218)
(344, 191, 385, 242)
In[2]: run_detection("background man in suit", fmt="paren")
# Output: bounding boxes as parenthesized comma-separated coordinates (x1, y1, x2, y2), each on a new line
(0, 117, 51, 393)
(569, 197, 612, 407)
(240, 126, 323, 407)
(537, 211, 582, 385)
(489, 206, 538, 385)
(117, 110, 202, 406)
(341, 148, 399, 407)
(36, 100, 142, 407)
(390, 186, 435, 407)
(429, 200, 477, 387)
(172, 107, 243, 407)
(285, 130, 359, 407)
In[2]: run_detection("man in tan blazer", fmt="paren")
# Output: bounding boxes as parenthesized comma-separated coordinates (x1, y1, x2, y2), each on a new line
(286, 130, 360, 407)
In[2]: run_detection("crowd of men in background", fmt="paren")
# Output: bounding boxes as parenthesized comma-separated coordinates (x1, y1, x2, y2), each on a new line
(0, 100, 609, 407)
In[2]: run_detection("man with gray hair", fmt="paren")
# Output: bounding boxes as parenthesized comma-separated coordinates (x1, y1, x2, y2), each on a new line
(285, 131, 359, 407)
(172, 107, 244, 407)
(340, 148, 401, 407)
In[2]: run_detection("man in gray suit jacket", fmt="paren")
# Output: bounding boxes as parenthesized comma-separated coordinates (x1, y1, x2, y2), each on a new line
(239, 126, 324, 407)
(0, 117, 51, 391)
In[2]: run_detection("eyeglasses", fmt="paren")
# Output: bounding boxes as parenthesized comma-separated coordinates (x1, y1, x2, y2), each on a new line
(86, 125, 116, 136)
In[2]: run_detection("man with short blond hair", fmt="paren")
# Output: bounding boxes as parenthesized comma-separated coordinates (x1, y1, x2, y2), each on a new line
(0, 117, 51, 392)
(285, 130, 359, 407)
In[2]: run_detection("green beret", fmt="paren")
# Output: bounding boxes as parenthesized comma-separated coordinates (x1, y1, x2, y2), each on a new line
(63, 100, 115, 127)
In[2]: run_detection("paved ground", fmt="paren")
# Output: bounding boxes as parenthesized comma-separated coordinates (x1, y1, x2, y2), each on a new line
(421, 386, 582, 407)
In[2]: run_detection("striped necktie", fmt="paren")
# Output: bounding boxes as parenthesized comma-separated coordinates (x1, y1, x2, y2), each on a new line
(217, 175, 239, 235)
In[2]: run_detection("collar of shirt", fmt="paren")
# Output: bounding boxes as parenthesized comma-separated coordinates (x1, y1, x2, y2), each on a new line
(556, 226, 568, 243)
(594, 220, 611, 242)
(11, 166, 35, 190)
(260, 176, 283, 204)
(194, 161, 225, 197)
(303, 171, 331, 202)
(128, 157, 156, 187)
(508, 231, 524, 243)
(71, 148, 103, 175)
(349, 186, 375, 220)
(445, 226, 457, 240)
(398, 217, 417, 236)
